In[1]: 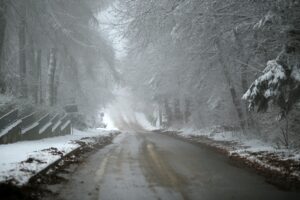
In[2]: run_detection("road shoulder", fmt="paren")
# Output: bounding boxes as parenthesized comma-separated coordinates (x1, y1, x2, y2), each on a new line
(156, 130, 300, 191)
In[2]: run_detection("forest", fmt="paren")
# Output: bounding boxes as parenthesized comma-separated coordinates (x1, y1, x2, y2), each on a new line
(0, 0, 300, 199)
(113, 0, 300, 149)
(1, 0, 299, 145)
(0, 0, 116, 126)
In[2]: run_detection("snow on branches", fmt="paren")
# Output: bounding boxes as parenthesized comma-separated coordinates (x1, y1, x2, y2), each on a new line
(243, 57, 300, 116)
(242, 60, 286, 112)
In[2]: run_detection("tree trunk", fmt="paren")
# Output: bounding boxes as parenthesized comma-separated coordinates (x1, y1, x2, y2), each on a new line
(184, 98, 191, 124)
(28, 38, 37, 103)
(70, 56, 82, 101)
(47, 48, 57, 106)
(164, 98, 172, 127)
(174, 98, 181, 122)
(53, 63, 61, 105)
(19, 16, 27, 98)
(159, 106, 163, 127)
(0, 0, 6, 93)
(36, 49, 42, 104)
(158, 101, 163, 127)
(216, 38, 246, 131)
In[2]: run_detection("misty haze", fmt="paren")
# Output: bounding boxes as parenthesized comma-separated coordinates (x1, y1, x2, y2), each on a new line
(0, 0, 300, 200)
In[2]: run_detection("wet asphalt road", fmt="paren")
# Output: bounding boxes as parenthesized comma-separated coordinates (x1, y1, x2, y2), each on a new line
(50, 131, 300, 200)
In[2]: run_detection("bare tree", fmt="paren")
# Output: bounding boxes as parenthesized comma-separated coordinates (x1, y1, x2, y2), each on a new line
(18, 6, 27, 98)
(47, 48, 57, 106)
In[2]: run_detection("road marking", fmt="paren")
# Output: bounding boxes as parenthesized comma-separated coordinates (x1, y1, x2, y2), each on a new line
(143, 141, 190, 199)
(95, 156, 109, 182)
(146, 143, 180, 188)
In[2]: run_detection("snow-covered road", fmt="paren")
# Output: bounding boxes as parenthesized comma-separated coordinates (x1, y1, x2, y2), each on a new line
(46, 131, 300, 200)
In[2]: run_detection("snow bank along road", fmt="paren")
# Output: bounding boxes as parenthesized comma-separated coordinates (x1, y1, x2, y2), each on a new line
(47, 131, 300, 200)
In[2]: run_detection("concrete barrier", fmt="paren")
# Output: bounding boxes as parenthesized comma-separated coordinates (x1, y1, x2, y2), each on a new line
(0, 110, 72, 144)
(0, 109, 18, 131)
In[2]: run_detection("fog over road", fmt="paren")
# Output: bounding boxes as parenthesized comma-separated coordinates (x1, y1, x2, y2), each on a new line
(45, 130, 300, 200)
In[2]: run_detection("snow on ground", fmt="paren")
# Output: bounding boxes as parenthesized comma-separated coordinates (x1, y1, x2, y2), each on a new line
(177, 126, 299, 156)
(0, 129, 113, 185)
(178, 126, 276, 150)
